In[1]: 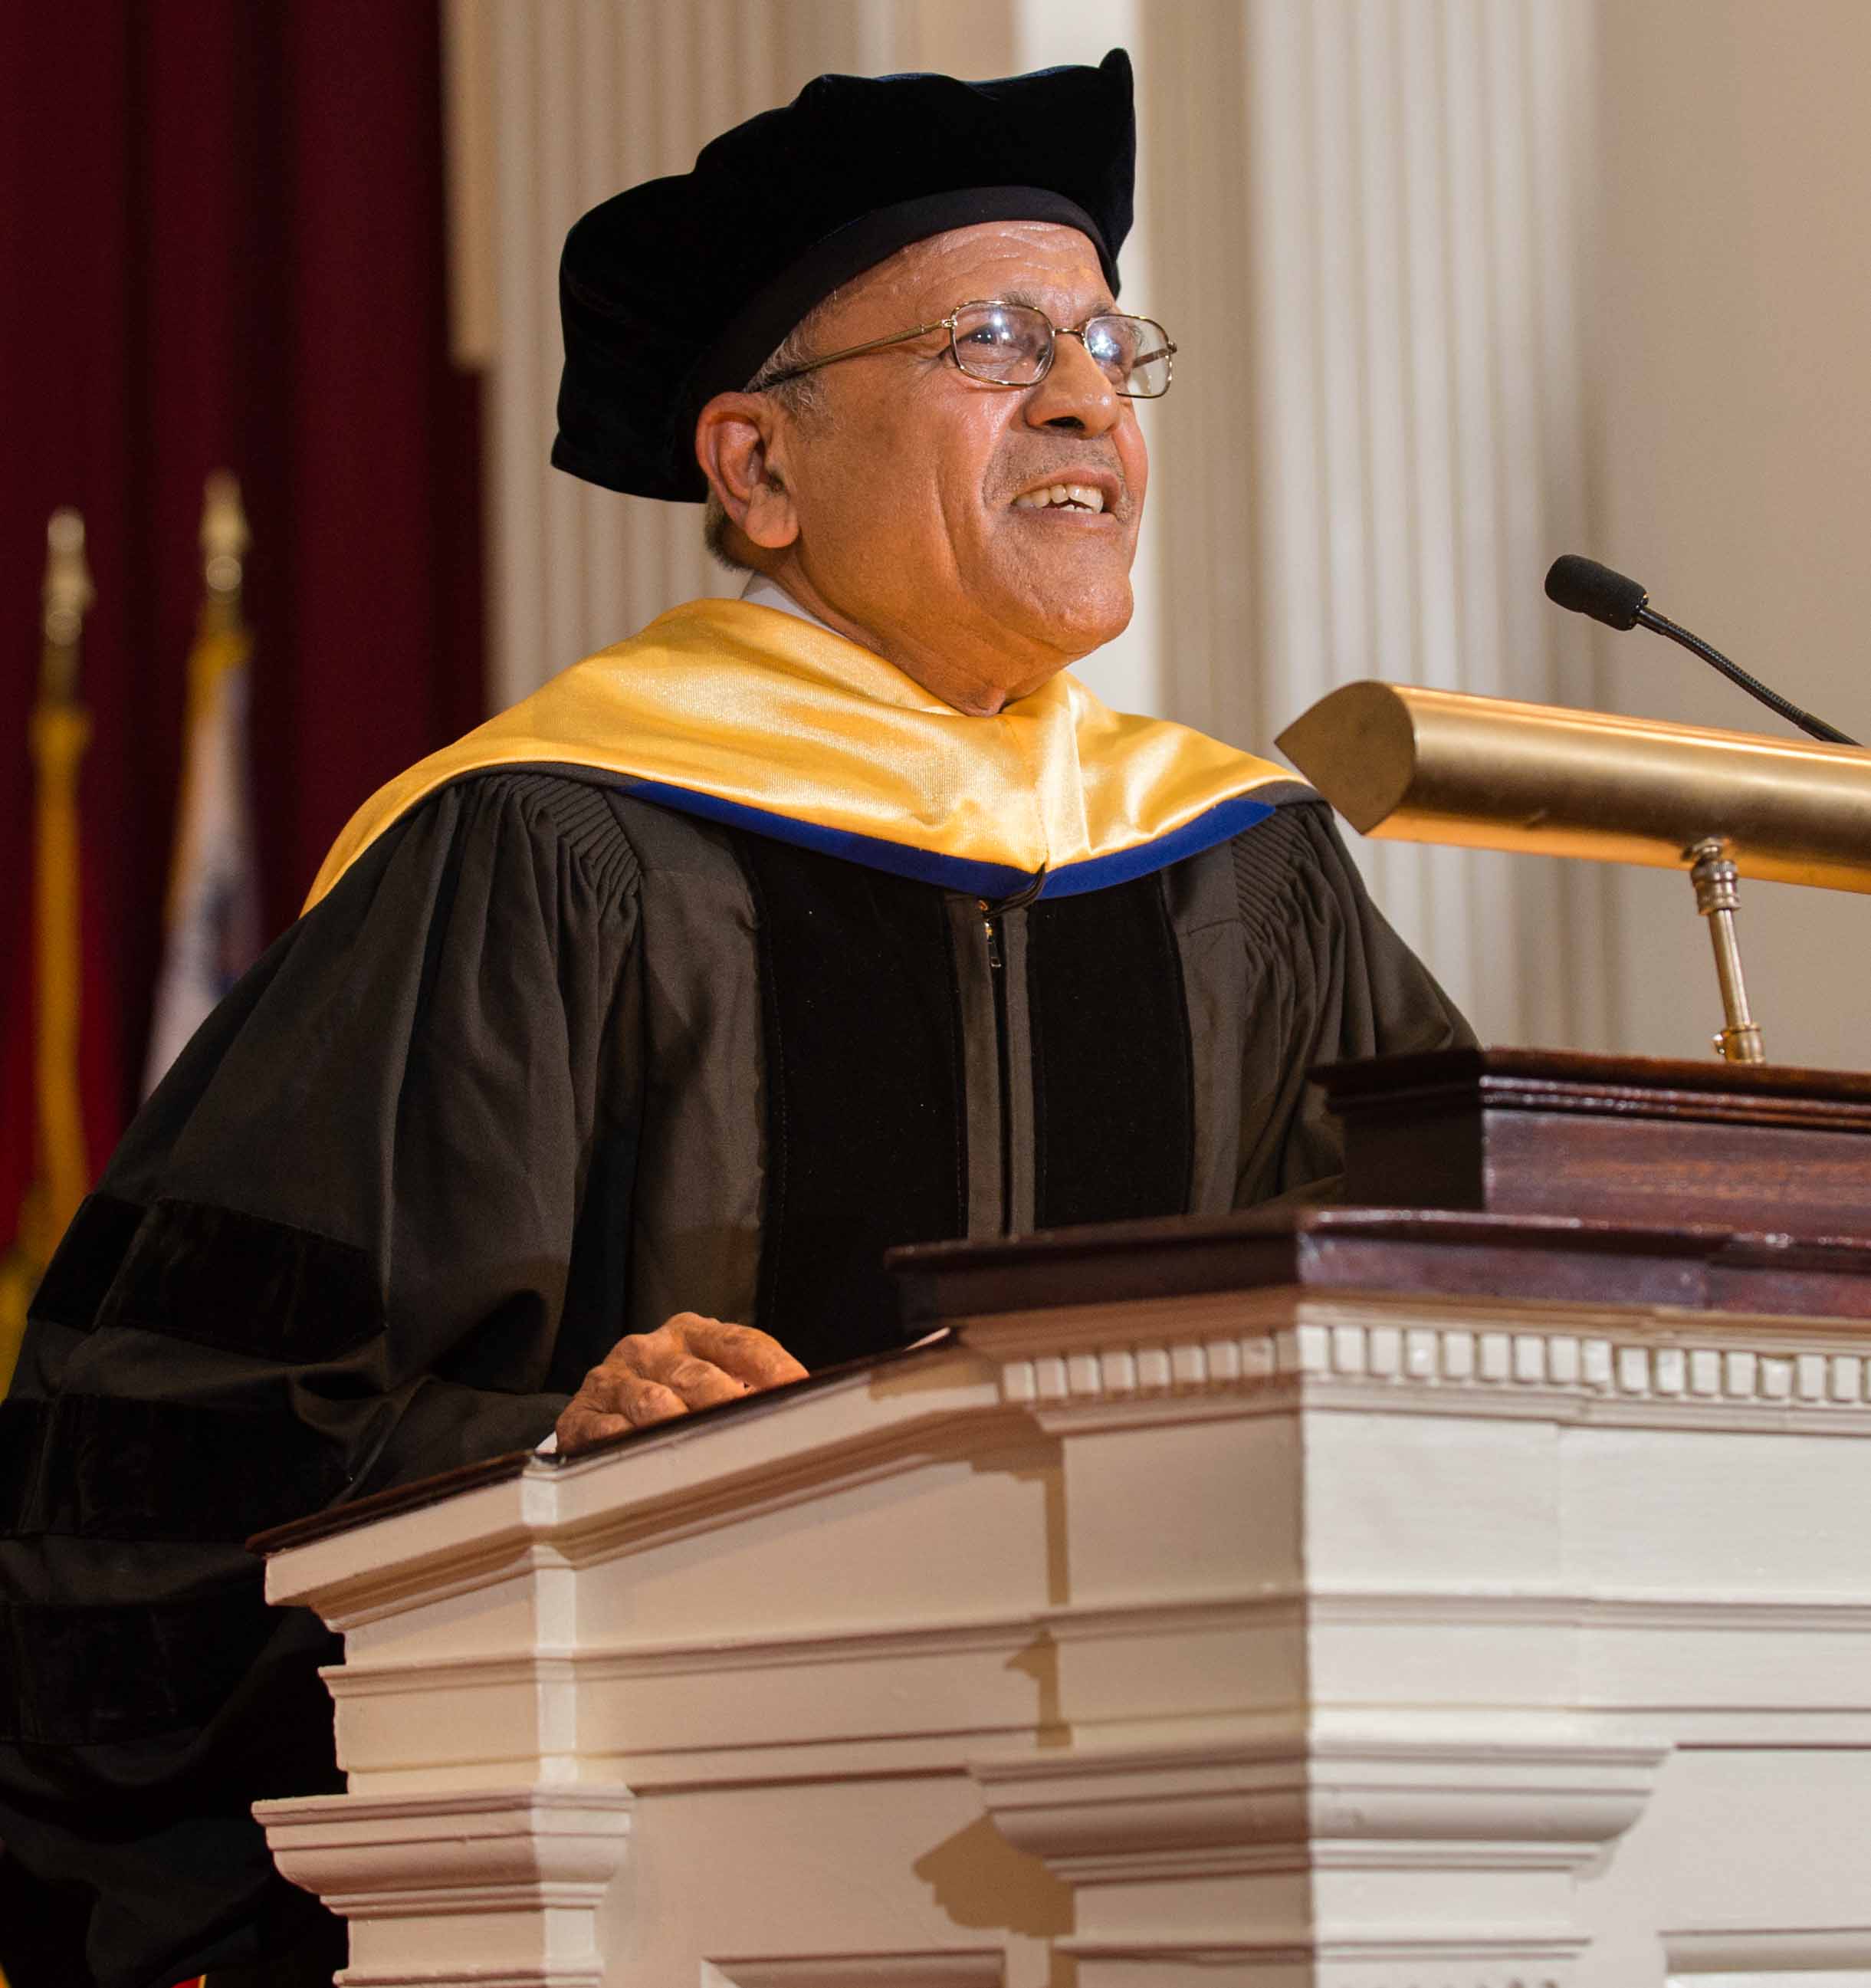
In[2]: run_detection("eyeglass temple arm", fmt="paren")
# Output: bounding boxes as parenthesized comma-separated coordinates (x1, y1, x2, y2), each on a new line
(766, 315, 1173, 387)
(761, 316, 957, 386)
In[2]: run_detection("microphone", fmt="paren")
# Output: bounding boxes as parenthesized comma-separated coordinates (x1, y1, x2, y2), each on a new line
(1544, 554, 1858, 747)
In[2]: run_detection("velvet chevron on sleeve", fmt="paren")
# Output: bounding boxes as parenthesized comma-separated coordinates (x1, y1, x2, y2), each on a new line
(1230, 799, 1475, 1204)
(0, 773, 644, 1988)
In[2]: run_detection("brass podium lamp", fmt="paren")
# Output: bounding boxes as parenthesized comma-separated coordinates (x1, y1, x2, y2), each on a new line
(1276, 684, 1871, 1064)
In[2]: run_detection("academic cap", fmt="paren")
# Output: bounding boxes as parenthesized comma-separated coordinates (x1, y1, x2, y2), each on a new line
(551, 49, 1136, 504)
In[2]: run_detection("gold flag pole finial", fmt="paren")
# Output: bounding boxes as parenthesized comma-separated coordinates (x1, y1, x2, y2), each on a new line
(200, 470, 248, 629)
(178, 472, 251, 770)
(41, 505, 93, 699)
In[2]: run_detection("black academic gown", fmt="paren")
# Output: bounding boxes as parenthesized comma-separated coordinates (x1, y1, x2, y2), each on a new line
(0, 770, 1469, 1988)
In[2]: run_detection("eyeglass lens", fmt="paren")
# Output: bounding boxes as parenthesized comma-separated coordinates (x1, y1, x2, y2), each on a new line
(950, 303, 1173, 398)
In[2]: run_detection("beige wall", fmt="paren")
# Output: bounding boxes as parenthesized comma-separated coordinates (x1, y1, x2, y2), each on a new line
(1591, 0, 1871, 1067)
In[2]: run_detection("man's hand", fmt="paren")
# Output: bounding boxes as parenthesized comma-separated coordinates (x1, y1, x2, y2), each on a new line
(555, 1313, 809, 1451)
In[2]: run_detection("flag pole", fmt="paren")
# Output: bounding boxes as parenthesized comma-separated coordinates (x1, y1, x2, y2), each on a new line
(158, 470, 248, 941)
(0, 510, 94, 1392)
(143, 472, 260, 1096)
(33, 510, 94, 1241)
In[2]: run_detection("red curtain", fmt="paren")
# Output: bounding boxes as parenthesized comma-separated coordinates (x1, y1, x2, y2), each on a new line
(0, 1, 486, 1232)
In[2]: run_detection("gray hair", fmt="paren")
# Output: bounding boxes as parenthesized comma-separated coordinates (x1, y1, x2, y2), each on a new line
(702, 297, 839, 573)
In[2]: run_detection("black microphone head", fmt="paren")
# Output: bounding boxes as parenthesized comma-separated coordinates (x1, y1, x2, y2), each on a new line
(1544, 554, 1648, 631)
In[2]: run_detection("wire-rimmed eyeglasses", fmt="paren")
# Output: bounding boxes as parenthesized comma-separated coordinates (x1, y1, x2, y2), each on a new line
(760, 299, 1177, 399)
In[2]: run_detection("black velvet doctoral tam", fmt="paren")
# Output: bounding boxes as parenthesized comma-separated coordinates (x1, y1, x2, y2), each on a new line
(552, 48, 1136, 504)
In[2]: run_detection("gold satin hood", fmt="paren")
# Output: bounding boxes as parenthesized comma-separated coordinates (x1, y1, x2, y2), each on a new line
(307, 597, 1295, 909)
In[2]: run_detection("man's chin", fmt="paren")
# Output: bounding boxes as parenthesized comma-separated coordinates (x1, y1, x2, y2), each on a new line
(1021, 580, 1134, 662)
(1002, 537, 1129, 636)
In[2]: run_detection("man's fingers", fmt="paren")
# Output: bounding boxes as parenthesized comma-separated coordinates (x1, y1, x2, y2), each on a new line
(557, 1372, 690, 1452)
(578, 1346, 678, 1415)
(554, 1406, 632, 1452)
(615, 1375, 690, 1424)
(659, 1353, 748, 1408)
(681, 1316, 809, 1388)
(628, 1328, 751, 1406)
(555, 1309, 812, 1457)
(560, 1318, 806, 1457)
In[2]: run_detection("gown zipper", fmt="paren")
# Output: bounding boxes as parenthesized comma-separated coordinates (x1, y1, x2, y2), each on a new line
(977, 873, 1045, 1234)
(977, 897, 1011, 1230)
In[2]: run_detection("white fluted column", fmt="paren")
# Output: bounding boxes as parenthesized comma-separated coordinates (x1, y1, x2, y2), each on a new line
(452, 0, 862, 711)
(451, 1, 908, 712)
(1144, 0, 1611, 1047)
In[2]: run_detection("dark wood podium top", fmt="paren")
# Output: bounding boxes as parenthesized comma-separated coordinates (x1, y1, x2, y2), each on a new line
(890, 1201, 1871, 1325)
(1318, 1045, 1871, 1118)
(894, 1048, 1871, 1323)
(1316, 1046, 1871, 1242)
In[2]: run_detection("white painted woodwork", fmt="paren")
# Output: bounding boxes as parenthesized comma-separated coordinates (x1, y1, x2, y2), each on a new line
(262, 1787, 633, 1988)
(261, 1280, 1871, 1985)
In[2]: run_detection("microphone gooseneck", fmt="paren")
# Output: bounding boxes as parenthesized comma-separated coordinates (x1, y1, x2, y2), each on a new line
(1542, 554, 1859, 748)
(1636, 604, 1858, 747)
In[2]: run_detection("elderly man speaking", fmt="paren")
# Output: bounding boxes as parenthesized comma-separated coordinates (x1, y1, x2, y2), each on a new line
(0, 50, 1468, 1988)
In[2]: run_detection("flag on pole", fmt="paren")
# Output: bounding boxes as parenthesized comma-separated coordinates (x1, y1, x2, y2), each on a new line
(0, 508, 94, 1399)
(142, 471, 261, 1096)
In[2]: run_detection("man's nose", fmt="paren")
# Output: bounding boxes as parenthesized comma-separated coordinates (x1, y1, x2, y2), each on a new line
(1022, 331, 1121, 435)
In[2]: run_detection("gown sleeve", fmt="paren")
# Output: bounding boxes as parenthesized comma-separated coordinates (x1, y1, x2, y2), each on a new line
(1234, 798, 1475, 1205)
(0, 771, 642, 1988)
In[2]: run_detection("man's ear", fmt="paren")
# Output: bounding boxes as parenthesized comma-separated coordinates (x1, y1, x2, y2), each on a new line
(694, 393, 800, 550)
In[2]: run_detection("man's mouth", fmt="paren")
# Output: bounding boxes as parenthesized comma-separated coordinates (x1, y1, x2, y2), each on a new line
(1011, 482, 1108, 514)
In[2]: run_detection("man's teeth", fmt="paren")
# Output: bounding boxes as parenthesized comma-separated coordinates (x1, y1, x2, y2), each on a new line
(1013, 483, 1107, 512)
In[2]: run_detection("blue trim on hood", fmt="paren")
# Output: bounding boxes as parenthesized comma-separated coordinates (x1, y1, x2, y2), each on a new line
(625, 780, 1277, 899)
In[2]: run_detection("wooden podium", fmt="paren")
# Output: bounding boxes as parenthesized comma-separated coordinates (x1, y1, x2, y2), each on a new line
(253, 1052, 1871, 1988)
